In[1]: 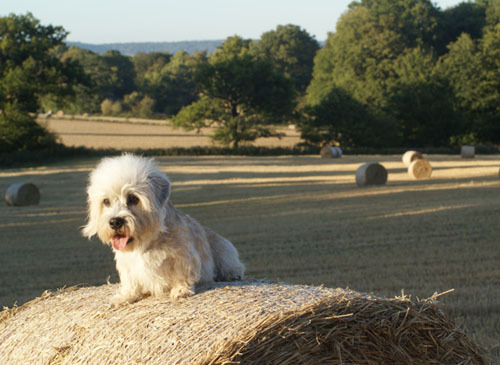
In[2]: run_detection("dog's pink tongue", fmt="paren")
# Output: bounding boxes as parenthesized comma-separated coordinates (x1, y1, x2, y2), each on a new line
(112, 235, 129, 250)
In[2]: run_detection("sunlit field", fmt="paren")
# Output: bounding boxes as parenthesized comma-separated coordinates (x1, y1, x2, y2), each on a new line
(1, 154, 499, 358)
(42, 117, 301, 149)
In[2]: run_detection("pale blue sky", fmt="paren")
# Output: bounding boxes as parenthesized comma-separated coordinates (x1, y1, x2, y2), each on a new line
(2, 0, 464, 44)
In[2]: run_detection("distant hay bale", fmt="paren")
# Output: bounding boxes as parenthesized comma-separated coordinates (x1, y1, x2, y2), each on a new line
(355, 162, 388, 187)
(408, 159, 432, 179)
(402, 150, 423, 167)
(320, 146, 342, 158)
(4, 182, 40, 206)
(0, 283, 487, 364)
(461, 145, 475, 158)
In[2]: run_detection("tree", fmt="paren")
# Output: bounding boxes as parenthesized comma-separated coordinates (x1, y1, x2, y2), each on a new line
(132, 51, 171, 90)
(0, 13, 83, 113)
(143, 51, 205, 116)
(251, 24, 319, 94)
(0, 13, 83, 153)
(298, 87, 389, 147)
(173, 36, 294, 148)
(305, 0, 457, 148)
(438, 1, 486, 51)
(386, 47, 461, 147)
(438, 26, 500, 143)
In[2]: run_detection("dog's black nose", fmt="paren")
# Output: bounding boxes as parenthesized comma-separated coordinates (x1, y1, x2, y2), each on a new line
(109, 217, 125, 230)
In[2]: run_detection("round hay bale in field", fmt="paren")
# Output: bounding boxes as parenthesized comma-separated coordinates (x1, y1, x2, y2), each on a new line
(355, 162, 388, 187)
(402, 150, 423, 167)
(0, 282, 486, 364)
(461, 145, 475, 158)
(408, 159, 432, 179)
(320, 146, 342, 158)
(4, 182, 40, 206)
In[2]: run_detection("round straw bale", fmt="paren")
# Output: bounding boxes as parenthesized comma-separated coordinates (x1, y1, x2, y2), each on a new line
(0, 282, 487, 364)
(402, 150, 423, 167)
(461, 145, 475, 158)
(320, 146, 342, 158)
(408, 159, 432, 179)
(4, 182, 40, 206)
(355, 162, 388, 187)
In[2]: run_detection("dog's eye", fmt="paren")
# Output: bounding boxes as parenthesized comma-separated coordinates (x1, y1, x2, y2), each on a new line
(103, 198, 110, 207)
(127, 194, 139, 206)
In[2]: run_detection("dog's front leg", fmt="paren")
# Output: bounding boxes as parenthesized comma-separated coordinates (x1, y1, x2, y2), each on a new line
(112, 288, 144, 307)
(111, 268, 144, 306)
(169, 283, 195, 300)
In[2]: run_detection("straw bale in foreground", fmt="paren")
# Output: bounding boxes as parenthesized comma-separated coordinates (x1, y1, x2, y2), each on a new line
(402, 150, 423, 167)
(0, 282, 487, 364)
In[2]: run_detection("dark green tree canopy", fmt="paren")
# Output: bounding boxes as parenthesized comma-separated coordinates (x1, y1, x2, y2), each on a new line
(251, 24, 320, 94)
(0, 12, 84, 112)
(173, 35, 294, 147)
(304, 0, 467, 148)
(142, 50, 205, 116)
(0, 13, 84, 153)
(438, 24, 500, 143)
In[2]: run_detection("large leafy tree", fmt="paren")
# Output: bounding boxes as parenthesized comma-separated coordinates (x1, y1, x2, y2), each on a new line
(304, 0, 463, 148)
(0, 13, 84, 153)
(173, 36, 294, 148)
(387, 47, 461, 147)
(438, 25, 500, 143)
(437, 1, 486, 52)
(59, 47, 136, 113)
(143, 51, 205, 116)
(299, 87, 388, 148)
(251, 24, 319, 94)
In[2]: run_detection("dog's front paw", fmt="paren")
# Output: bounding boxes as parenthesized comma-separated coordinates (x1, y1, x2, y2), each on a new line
(170, 286, 194, 301)
(111, 293, 141, 307)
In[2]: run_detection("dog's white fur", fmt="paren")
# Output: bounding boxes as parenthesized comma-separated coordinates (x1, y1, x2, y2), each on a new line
(83, 154, 245, 305)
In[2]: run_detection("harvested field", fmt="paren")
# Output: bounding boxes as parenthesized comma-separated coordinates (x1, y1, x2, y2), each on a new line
(1, 154, 499, 360)
(41, 117, 301, 149)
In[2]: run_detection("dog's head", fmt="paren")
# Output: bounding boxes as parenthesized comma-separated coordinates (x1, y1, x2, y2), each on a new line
(82, 154, 171, 251)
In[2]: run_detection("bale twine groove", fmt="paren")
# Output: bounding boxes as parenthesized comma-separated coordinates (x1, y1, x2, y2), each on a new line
(355, 162, 388, 187)
(461, 145, 475, 158)
(320, 146, 342, 158)
(408, 159, 432, 180)
(402, 150, 423, 167)
(0, 282, 487, 364)
(4, 182, 40, 206)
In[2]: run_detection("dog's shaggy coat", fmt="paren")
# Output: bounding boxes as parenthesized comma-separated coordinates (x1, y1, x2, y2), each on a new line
(83, 154, 245, 304)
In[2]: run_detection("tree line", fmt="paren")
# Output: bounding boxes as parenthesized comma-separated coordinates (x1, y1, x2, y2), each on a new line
(1, 0, 500, 154)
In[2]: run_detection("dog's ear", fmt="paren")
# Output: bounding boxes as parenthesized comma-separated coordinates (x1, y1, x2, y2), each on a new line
(149, 172, 171, 207)
(82, 191, 99, 239)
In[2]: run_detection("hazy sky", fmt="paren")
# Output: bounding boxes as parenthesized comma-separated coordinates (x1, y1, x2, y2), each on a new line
(2, 0, 464, 44)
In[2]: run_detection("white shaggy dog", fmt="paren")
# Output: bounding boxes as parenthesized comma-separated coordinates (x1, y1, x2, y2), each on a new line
(83, 154, 245, 305)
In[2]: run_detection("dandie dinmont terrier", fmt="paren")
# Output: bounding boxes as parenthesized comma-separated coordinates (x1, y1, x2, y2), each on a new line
(82, 154, 245, 305)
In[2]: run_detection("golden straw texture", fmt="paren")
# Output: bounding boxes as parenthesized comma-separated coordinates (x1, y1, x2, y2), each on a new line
(408, 159, 433, 180)
(0, 283, 488, 364)
(402, 151, 423, 167)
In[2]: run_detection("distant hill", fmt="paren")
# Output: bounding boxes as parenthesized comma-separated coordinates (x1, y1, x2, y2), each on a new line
(67, 40, 225, 56)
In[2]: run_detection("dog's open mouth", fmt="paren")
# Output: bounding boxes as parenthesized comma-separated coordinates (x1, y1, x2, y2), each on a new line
(112, 235, 133, 250)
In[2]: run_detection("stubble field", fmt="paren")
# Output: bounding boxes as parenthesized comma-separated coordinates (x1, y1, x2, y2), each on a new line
(1, 118, 500, 358)
(42, 117, 301, 149)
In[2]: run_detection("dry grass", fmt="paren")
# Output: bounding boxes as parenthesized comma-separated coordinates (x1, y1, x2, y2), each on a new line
(1, 154, 499, 360)
(0, 283, 487, 364)
(41, 118, 301, 149)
